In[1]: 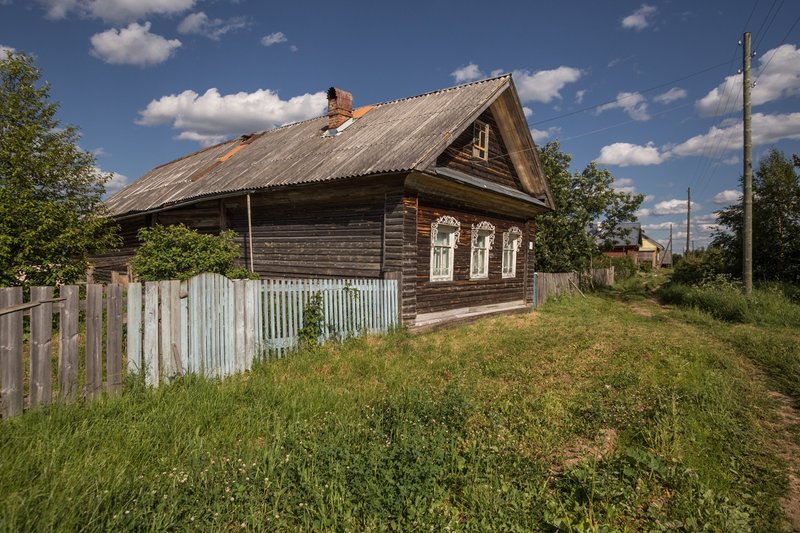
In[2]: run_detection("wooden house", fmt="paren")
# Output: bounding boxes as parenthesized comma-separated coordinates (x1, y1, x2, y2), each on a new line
(98, 75, 554, 328)
(638, 233, 665, 269)
(603, 222, 642, 263)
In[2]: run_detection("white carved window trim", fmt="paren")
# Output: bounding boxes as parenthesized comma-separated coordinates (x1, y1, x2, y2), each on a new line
(502, 226, 523, 278)
(470, 221, 495, 279)
(430, 216, 460, 282)
(472, 121, 489, 160)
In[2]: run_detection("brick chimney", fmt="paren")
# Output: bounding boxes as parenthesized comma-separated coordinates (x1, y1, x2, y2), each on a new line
(327, 87, 353, 130)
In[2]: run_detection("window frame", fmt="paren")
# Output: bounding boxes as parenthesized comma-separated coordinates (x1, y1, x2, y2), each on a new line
(469, 221, 495, 280)
(502, 226, 523, 278)
(430, 216, 461, 282)
(472, 121, 490, 160)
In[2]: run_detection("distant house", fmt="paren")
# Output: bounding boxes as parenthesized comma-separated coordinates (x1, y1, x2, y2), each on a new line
(638, 233, 665, 268)
(97, 75, 555, 328)
(604, 222, 642, 263)
(602, 222, 665, 268)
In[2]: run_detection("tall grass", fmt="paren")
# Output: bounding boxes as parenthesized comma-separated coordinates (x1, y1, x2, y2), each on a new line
(0, 294, 791, 530)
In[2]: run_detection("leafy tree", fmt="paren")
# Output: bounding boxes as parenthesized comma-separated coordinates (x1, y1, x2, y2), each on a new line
(130, 224, 257, 281)
(0, 51, 118, 287)
(712, 148, 800, 283)
(535, 141, 644, 272)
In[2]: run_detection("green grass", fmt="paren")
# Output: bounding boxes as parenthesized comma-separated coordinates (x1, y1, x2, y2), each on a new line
(1, 286, 797, 531)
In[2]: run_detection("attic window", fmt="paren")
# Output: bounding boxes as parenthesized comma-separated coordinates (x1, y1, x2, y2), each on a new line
(472, 121, 489, 160)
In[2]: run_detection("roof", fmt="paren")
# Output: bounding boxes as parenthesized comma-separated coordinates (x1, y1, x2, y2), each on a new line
(609, 222, 642, 248)
(106, 75, 551, 217)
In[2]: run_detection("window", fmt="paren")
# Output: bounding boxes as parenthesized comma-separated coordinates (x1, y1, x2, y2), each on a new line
(430, 216, 460, 282)
(470, 221, 495, 279)
(472, 121, 489, 160)
(502, 227, 523, 278)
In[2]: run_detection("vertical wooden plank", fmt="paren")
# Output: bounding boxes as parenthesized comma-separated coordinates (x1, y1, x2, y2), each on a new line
(160, 281, 174, 382)
(233, 280, 245, 374)
(143, 282, 159, 387)
(85, 284, 103, 398)
(0, 287, 23, 417)
(30, 286, 53, 407)
(126, 283, 142, 376)
(179, 280, 188, 376)
(59, 285, 80, 399)
(168, 280, 182, 378)
(245, 280, 257, 370)
(106, 284, 123, 394)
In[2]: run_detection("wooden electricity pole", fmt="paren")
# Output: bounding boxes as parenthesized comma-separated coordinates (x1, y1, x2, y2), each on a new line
(685, 187, 691, 256)
(742, 32, 754, 296)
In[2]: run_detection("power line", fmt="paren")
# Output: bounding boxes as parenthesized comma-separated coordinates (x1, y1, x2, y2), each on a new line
(529, 61, 729, 127)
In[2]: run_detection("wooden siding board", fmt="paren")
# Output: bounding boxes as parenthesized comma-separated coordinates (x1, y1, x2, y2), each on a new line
(436, 108, 524, 192)
(414, 201, 529, 315)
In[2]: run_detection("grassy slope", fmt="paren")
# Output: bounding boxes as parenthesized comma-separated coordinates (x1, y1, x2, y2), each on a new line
(1, 287, 797, 531)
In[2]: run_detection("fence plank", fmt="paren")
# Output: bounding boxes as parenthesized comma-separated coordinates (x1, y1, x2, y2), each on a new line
(0, 287, 23, 417)
(85, 284, 103, 398)
(106, 284, 123, 394)
(127, 283, 142, 376)
(30, 286, 54, 407)
(59, 285, 80, 399)
(144, 282, 159, 387)
(169, 280, 183, 377)
(180, 280, 189, 375)
(160, 281, 174, 381)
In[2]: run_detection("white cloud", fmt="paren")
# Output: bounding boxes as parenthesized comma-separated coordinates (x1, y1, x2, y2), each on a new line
(137, 87, 327, 146)
(621, 4, 657, 31)
(722, 155, 739, 165)
(90, 22, 181, 66)
(490, 68, 504, 77)
(696, 44, 800, 116)
(596, 142, 665, 166)
(38, 0, 195, 23)
(290, 45, 298, 52)
(575, 89, 587, 104)
(530, 127, 560, 144)
(512, 66, 582, 103)
(95, 166, 129, 196)
(522, 106, 532, 118)
(595, 91, 650, 121)
(711, 189, 741, 205)
(177, 12, 248, 40)
(670, 112, 800, 156)
(643, 221, 678, 231)
(650, 198, 698, 215)
(654, 87, 687, 104)
(451, 63, 483, 83)
(0, 44, 15, 56)
(613, 177, 652, 198)
(261, 31, 287, 46)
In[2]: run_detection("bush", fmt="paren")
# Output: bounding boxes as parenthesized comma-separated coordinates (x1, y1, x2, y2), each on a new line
(671, 248, 727, 286)
(592, 255, 638, 282)
(130, 224, 259, 281)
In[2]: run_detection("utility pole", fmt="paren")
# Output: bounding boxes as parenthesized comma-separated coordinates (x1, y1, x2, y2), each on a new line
(686, 187, 691, 256)
(742, 32, 754, 296)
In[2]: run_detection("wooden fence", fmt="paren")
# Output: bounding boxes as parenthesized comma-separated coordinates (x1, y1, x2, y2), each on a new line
(533, 267, 615, 308)
(127, 274, 399, 387)
(0, 273, 399, 418)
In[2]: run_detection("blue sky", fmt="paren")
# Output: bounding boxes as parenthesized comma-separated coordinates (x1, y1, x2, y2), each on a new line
(1, 0, 799, 250)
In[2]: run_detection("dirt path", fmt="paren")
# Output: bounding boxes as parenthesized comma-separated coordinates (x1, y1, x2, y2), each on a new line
(625, 295, 800, 531)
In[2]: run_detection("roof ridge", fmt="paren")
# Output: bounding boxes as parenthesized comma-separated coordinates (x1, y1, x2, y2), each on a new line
(374, 73, 511, 108)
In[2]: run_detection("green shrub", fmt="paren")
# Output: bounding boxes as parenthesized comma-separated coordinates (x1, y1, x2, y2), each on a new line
(592, 255, 638, 282)
(130, 224, 259, 281)
(671, 248, 727, 286)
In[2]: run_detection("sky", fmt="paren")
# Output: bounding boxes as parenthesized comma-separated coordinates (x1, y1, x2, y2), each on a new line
(1, 0, 799, 251)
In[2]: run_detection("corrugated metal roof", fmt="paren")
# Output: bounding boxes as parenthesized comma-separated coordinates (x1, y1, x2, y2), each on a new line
(106, 76, 512, 216)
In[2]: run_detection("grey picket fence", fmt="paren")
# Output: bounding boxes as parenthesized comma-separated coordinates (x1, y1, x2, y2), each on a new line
(127, 274, 399, 386)
(533, 267, 615, 307)
(0, 274, 398, 418)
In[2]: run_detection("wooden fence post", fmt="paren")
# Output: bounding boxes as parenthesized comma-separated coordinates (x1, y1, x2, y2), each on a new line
(0, 287, 23, 417)
(30, 286, 53, 407)
(106, 284, 123, 394)
(59, 285, 79, 400)
(85, 284, 103, 399)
